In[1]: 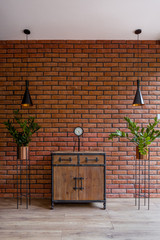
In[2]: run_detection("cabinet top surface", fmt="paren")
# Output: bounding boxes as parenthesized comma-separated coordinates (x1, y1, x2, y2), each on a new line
(51, 151, 105, 155)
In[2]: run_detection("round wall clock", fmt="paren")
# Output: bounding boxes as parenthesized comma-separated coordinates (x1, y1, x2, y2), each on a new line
(74, 127, 83, 137)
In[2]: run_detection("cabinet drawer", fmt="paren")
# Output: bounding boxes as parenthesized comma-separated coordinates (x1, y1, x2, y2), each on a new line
(79, 155, 104, 165)
(53, 155, 77, 165)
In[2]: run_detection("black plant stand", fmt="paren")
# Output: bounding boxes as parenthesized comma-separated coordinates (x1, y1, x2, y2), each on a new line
(17, 148, 31, 209)
(135, 149, 150, 210)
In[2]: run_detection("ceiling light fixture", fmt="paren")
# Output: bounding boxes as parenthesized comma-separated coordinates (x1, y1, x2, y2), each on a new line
(132, 29, 144, 106)
(21, 29, 33, 107)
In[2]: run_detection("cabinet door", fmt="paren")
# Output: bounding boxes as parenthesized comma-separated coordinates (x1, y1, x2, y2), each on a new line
(54, 166, 78, 200)
(78, 166, 104, 201)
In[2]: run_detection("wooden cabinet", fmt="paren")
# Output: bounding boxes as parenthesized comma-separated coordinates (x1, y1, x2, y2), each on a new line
(51, 152, 106, 209)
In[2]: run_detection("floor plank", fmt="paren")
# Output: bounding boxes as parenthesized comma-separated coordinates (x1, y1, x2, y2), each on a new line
(0, 198, 160, 240)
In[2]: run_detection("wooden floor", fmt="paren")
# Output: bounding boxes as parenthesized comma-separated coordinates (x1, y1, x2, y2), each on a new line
(1, 198, 160, 240)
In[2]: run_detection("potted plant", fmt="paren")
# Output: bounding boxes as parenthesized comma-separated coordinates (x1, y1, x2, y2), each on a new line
(108, 116, 160, 158)
(4, 110, 41, 159)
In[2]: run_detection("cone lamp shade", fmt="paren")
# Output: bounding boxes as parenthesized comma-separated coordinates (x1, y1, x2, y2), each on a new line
(21, 80, 33, 107)
(133, 80, 144, 106)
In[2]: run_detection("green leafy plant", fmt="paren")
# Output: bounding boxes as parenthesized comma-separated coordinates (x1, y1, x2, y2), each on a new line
(108, 117, 160, 155)
(4, 110, 41, 147)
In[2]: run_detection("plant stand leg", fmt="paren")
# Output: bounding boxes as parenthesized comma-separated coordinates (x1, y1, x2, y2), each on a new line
(29, 154, 31, 205)
(17, 157, 19, 209)
(148, 149, 150, 210)
(135, 157, 137, 206)
(138, 154, 141, 210)
(26, 148, 28, 209)
(16, 148, 30, 209)
(135, 149, 150, 210)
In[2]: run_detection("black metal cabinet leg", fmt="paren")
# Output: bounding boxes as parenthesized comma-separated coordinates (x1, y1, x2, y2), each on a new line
(51, 201, 54, 210)
(103, 201, 106, 210)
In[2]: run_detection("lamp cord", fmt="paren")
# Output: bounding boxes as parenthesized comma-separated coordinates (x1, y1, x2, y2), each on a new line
(26, 34, 28, 81)
(138, 33, 140, 82)
(26, 33, 29, 92)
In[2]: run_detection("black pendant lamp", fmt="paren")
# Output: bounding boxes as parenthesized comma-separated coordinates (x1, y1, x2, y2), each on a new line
(133, 29, 144, 106)
(133, 79, 144, 106)
(22, 80, 33, 106)
(21, 29, 33, 107)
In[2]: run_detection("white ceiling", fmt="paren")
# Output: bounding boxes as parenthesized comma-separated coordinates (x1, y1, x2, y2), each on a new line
(0, 0, 160, 40)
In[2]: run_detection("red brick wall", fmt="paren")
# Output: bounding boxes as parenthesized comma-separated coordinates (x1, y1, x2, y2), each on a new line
(0, 40, 160, 198)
